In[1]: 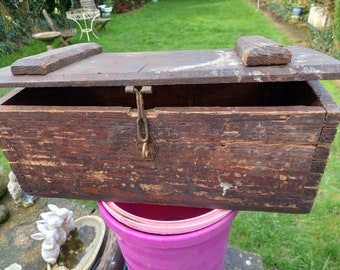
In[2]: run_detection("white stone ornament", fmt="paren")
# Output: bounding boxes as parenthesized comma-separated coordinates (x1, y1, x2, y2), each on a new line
(31, 204, 75, 265)
(48, 204, 76, 234)
(36, 221, 67, 246)
(31, 227, 61, 264)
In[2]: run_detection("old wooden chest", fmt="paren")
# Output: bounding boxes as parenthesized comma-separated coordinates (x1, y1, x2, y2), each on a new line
(0, 42, 339, 213)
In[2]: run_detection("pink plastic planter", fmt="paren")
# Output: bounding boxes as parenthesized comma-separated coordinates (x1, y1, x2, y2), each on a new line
(98, 202, 238, 270)
(102, 201, 232, 234)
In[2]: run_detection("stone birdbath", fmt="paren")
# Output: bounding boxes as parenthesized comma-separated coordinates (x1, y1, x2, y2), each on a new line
(32, 31, 61, 51)
(31, 204, 106, 270)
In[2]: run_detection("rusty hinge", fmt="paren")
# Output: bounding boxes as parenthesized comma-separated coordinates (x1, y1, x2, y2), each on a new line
(125, 86, 158, 160)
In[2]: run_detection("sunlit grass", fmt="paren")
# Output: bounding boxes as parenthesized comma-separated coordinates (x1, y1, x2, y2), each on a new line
(94, 0, 291, 52)
(230, 79, 340, 269)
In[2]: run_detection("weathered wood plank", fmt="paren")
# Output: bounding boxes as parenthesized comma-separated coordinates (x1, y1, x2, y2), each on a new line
(0, 46, 339, 88)
(305, 173, 323, 187)
(10, 43, 102, 75)
(0, 47, 339, 213)
(235, 36, 292, 66)
(308, 80, 340, 124)
(314, 144, 331, 159)
(319, 127, 338, 142)
(310, 160, 327, 173)
(0, 80, 338, 213)
(0, 106, 326, 213)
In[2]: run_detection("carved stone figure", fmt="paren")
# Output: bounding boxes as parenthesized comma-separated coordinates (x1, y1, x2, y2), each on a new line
(31, 204, 76, 265)
(48, 204, 75, 234)
(31, 225, 61, 264)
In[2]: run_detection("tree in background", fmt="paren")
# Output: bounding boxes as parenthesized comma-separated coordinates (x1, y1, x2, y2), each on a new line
(0, 0, 77, 55)
(334, 0, 340, 51)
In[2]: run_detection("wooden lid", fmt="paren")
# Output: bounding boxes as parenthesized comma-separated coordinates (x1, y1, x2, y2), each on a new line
(0, 44, 339, 88)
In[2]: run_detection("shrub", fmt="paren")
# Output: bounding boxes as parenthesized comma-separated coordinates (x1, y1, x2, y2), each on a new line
(307, 28, 334, 53)
(307, 0, 339, 59)
(334, 0, 340, 49)
(265, 0, 313, 21)
(113, 0, 147, 14)
(0, 0, 76, 56)
(265, 0, 339, 59)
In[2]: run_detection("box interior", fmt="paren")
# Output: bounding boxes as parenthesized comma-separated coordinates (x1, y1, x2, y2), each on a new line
(2, 81, 319, 109)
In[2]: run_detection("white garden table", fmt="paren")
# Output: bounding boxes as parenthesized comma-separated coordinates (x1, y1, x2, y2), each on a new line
(66, 8, 100, 42)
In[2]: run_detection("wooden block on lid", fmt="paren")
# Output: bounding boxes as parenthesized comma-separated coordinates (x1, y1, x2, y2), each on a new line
(235, 35, 292, 66)
(11, 43, 102, 75)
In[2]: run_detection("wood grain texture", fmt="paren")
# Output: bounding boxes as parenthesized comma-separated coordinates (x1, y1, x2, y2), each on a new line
(235, 36, 292, 66)
(0, 81, 338, 213)
(10, 43, 102, 75)
(1, 43, 340, 213)
(0, 46, 339, 88)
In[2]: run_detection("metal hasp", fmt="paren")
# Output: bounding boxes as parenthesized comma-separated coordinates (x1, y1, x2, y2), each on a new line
(125, 86, 158, 161)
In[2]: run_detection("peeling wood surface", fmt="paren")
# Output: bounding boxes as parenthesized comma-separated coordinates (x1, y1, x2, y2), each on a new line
(10, 43, 102, 75)
(1, 44, 340, 213)
(0, 46, 340, 88)
(0, 81, 339, 213)
(235, 36, 292, 66)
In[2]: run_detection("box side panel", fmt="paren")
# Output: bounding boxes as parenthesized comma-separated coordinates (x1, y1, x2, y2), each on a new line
(0, 105, 328, 213)
(303, 81, 340, 211)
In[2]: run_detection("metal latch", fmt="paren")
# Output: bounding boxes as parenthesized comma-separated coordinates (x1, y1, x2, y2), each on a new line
(125, 86, 158, 160)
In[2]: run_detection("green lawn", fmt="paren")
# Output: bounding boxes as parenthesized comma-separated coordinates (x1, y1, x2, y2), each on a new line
(0, 0, 339, 269)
